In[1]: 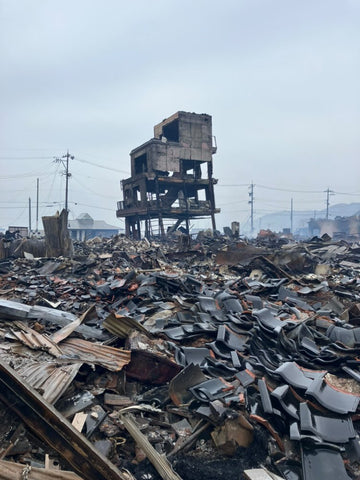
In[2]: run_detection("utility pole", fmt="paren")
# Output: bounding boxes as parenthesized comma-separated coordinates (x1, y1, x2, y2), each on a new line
(290, 198, 293, 234)
(36, 178, 39, 232)
(55, 151, 74, 211)
(325, 188, 335, 220)
(28, 197, 32, 234)
(248, 182, 254, 235)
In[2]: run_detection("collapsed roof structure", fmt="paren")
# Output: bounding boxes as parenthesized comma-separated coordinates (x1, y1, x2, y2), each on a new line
(116, 112, 220, 238)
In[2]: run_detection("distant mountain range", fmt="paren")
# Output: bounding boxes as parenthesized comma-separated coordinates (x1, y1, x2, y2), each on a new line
(258, 203, 360, 233)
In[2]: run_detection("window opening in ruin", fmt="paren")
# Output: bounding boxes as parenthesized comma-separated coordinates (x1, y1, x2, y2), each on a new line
(197, 189, 206, 201)
(135, 153, 147, 174)
(132, 187, 141, 203)
(162, 119, 179, 142)
(181, 159, 203, 179)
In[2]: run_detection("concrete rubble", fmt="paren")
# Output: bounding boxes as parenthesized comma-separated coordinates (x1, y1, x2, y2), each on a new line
(0, 232, 359, 480)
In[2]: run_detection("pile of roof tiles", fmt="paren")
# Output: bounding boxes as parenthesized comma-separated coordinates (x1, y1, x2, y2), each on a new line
(0, 233, 359, 480)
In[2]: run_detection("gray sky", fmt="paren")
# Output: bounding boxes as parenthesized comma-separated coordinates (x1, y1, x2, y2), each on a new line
(1, 0, 359, 233)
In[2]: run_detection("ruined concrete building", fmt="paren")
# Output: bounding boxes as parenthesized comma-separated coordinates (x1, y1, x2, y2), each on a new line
(308, 215, 360, 240)
(116, 111, 220, 238)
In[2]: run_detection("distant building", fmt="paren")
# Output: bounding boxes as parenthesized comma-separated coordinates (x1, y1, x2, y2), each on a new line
(8, 226, 28, 238)
(308, 215, 360, 239)
(68, 213, 119, 241)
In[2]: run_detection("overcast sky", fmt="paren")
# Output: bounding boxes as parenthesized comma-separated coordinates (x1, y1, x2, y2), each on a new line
(0, 0, 359, 233)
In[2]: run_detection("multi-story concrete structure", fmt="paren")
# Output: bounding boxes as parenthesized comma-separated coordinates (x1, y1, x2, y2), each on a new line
(116, 111, 220, 238)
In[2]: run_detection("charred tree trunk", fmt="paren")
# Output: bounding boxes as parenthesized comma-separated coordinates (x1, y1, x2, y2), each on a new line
(42, 209, 73, 257)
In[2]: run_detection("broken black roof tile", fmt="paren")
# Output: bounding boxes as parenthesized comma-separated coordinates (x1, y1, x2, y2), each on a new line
(275, 362, 326, 390)
(301, 444, 352, 480)
(189, 377, 234, 402)
(299, 402, 355, 444)
(271, 384, 299, 420)
(174, 347, 210, 367)
(305, 376, 360, 414)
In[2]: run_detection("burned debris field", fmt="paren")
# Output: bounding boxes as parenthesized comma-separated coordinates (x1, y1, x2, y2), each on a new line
(2, 0, 360, 473)
(0, 232, 359, 480)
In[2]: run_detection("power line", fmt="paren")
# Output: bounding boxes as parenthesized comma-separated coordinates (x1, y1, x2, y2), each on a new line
(0, 169, 54, 179)
(75, 157, 129, 174)
(70, 201, 116, 212)
(217, 184, 249, 187)
(0, 205, 32, 209)
(0, 156, 54, 160)
(220, 207, 249, 212)
(0, 201, 58, 205)
(333, 190, 360, 196)
(257, 184, 324, 194)
(0, 154, 129, 174)
(72, 176, 119, 199)
(0, 201, 62, 209)
(217, 183, 360, 196)
(69, 202, 124, 222)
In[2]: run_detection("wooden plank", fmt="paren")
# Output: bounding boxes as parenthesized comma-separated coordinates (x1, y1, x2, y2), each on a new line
(121, 413, 182, 480)
(72, 412, 88, 432)
(104, 393, 133, 407)
(0, 460, 81, 480)
(244, 468, 284, 480)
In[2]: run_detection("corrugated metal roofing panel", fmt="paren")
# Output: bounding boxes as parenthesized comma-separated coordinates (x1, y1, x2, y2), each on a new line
(60, 338, 131, 372)
(10, 322, 63, 357)
(16, 361, 81, 404)
(103, 313, 149, 339)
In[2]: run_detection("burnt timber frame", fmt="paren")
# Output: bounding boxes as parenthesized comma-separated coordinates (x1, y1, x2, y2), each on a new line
(116, 111, 220, 238)
(0, 360, 126, 480)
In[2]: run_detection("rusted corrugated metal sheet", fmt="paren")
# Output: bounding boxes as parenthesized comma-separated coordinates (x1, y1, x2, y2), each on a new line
(103, 312, 150, 339)
(0, 360, 128, 480)
(125, 349, 181, 384)
(60, 338, 131, 371)
(16, 361, 81, 404)
(10, 321, 63, 357)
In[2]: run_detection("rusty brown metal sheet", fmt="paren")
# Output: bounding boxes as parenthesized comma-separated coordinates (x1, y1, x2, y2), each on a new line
(103, 312, 150, 339)
(60, 338, 131, 372)
(215, 245, 269, 266)
(10, 321, 63, 357)
(0, 360, 127, 480)
(16, 361, 82, 404)
(125, 349, 181, 384)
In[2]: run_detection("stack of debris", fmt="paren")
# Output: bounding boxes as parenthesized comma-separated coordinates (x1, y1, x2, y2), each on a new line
(0, 233, 359, 480)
